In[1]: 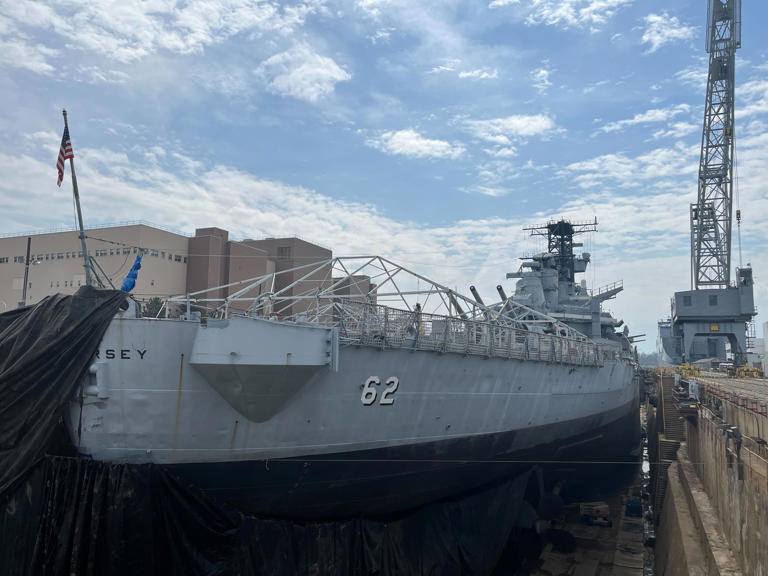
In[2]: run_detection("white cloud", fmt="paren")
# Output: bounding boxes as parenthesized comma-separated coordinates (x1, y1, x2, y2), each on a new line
(1, 0, 322, 64)
(488, 0, 519, 8)
(257, 43, 351, 103)
(531, 66, 552, 94)
(641, 12, 696, 54)
(464, 114, 559, 145)
(368, 27, 396, 44)
(365, 129, 465, 159)
(498, 0, 633, 30)
(560, 142, 698, 189)
(582, 79, 609, 94)
(738, 79, 768, 119)
(484, 147, 518, 158)
(356, 0, 392, 19)
(75, 65, 130, 85)
(459, 68, 498, 80)
(651, 121, 698, 140)
(0, 36, 58, 75)
(601, 104, 691, 133)
(430, 59, 461, 73)
(674, 59, 708, 89)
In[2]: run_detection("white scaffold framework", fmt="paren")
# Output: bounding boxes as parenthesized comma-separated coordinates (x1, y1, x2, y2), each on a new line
(164, 256, 604, 366)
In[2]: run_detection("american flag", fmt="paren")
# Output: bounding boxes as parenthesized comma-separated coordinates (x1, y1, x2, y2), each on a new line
(56, 125, 74, 187)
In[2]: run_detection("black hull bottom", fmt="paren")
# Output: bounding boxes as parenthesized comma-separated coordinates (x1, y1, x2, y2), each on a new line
(169, 402, 640, 520)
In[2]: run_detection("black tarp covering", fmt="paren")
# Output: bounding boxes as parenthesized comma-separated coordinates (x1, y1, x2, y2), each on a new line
(0, 286, 127, 496)
(0, 288, 533, 575)
(1, 459, 532, 575)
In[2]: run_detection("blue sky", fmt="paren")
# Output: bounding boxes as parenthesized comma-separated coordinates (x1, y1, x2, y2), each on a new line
(1, 0, 767, 352)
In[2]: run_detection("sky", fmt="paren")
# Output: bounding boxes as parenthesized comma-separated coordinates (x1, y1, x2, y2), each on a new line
(1, 0, 767, 353)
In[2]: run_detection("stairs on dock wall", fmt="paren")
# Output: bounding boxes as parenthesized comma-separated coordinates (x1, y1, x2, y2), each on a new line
(651, 373, 684, 524)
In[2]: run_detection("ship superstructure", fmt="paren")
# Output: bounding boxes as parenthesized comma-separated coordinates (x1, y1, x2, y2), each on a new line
(507, 219, 632, 353)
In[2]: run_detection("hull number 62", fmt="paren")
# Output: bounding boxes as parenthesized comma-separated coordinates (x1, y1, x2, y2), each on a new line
(361, 376, 399, 406)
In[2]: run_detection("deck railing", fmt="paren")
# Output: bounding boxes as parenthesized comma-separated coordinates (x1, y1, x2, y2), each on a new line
(334, 301, 611, 367)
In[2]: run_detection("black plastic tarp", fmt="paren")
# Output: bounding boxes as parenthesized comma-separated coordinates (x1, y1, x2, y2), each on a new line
(2, 458, 532, 575)
(0, 286, 127, 496)
(0, 288, 533, 575)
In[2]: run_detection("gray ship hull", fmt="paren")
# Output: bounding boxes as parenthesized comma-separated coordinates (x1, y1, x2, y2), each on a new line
(170, 400, 638, 518)
(67, 313, 638, 517)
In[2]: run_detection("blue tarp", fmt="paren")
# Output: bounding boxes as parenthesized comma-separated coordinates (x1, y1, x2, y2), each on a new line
(120, 253, 142, 292)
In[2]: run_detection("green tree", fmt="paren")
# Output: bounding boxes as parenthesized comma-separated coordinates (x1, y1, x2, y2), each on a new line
(142, 297, 164, 318)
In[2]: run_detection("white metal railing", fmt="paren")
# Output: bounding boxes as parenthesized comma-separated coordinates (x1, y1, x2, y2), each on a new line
(163, 255, 624, 367)
(335, 300, 604, 367)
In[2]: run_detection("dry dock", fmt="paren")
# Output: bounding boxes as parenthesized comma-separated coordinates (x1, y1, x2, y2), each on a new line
(650, 369, 768, 575)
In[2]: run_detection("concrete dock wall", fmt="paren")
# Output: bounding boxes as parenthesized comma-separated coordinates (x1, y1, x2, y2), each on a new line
(687, 408, 768, 576)
(655, 461, 707, 576)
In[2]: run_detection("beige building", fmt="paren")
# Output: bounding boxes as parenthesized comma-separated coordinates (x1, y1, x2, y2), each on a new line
(0, 223, 333, 316)
(186, 231, 334, 316)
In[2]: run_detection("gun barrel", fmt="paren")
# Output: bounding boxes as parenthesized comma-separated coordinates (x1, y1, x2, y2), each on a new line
(469, 285, 485, 306)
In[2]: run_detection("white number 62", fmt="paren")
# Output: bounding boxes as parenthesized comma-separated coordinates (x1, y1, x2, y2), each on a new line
(360, 376, 399, 406)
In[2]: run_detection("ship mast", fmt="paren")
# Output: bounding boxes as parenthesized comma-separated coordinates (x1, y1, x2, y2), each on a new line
(523, 218, 597, 287)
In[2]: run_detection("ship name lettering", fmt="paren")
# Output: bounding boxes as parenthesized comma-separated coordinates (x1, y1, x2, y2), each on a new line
(96, 348, 148, 360)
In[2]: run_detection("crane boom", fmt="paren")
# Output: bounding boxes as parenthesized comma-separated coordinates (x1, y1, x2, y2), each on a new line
(690, 0, 741, 289)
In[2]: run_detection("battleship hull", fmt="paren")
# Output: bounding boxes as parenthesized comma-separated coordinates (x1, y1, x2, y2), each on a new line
(67, 312, 638, 518)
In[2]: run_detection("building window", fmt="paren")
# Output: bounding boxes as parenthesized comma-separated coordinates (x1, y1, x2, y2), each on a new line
(174, 255, 182, 262)
(56, 281, 60, 287)
(123, 248, 131, 254)
(78, 280, 82, 286)
(150, 279, 155, 286)
(14, 256, 24, 263)
(151, 249, 159, 257)
(277, 246, 292, 260)
(0, 257, 7, 263)
(45, 254, 50, 260)
(168, 253, 173, 260)
(109, 249, 114, 256)
(183, 256, 187, 263)
(57, 253, 63, 260)
(683, 295, 692, 306)
(50, 281, 53, 288)
(133, 247, 138, 254)
(709, 295, 718, 306)
(161, 251, 165, 258)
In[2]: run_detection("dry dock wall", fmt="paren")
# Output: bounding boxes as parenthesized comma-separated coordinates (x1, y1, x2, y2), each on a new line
(655, 459, 711, 576)
(686, 405, 768, 576)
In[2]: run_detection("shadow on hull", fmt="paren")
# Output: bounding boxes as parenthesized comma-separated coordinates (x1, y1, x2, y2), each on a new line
(170, 402, 640, 520)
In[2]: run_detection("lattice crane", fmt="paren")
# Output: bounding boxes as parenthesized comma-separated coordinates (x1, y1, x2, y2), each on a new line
(690, 0, 741, 289)
(659, 0, 755, 367)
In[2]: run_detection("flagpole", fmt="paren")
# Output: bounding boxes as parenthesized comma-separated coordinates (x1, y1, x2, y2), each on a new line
(62, 109, 93, 287)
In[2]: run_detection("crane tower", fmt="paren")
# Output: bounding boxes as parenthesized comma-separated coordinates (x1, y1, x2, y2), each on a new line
(691, 0, 741, 288)
(658, 0, 756, 366)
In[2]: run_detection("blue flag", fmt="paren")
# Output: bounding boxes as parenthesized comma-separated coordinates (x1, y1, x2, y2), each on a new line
(121, 253, 142, 292)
